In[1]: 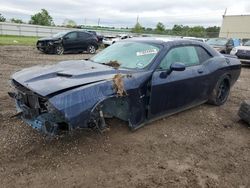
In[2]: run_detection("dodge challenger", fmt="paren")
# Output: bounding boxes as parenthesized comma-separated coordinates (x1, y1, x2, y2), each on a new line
(9, 38, 241, 135)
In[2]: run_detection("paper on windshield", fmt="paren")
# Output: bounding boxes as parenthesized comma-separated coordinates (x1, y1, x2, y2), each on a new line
(136, 49, 158, 56)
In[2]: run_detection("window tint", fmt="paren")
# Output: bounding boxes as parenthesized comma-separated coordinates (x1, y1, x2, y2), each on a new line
(159, 46, 199, 70)
(228, 39, 234, 46)
(66, 32, 77, 39)
(79, 32, 90, 38)
(195, 46, 212, 63)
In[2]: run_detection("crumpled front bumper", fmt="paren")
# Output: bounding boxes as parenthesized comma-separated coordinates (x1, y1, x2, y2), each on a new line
(9, 90, 68, 135)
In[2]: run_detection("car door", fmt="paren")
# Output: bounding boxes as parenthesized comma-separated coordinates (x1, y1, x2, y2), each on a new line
(63, 32, 78, 51)
(226, 39, 234, 54)
(78, 32, 92, 50)
(148, 45, 212, 118)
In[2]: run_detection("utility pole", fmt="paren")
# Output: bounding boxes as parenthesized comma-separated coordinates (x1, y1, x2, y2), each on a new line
(136, 15, 139, 23)
(84, 18, 86, 26)
(98, 18, 100, 26)
(223, 8, 227, 17)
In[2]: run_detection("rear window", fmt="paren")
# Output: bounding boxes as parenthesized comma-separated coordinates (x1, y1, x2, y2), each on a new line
(206, 38, 228, 46)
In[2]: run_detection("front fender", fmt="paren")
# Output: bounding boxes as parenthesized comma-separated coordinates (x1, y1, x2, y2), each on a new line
(49, 80, 115, 129)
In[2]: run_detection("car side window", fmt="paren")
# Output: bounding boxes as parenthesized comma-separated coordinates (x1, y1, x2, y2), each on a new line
(228, 39, 234, 46)
(65, 32, 77, 39)
(79, 32, 90, 38)
(195, 46, 212, 63)
(159, 46, 199, 70)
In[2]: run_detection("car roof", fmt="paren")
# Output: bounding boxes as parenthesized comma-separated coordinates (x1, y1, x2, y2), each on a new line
(125, 37, 204, 45)
(123, 37, 221, 57)
(66, 30, 90, 34)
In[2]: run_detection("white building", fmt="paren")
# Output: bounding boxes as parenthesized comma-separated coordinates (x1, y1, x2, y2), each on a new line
(219, 15, 250, 39)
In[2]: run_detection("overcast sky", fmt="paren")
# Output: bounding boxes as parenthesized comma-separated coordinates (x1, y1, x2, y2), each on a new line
(0, 0, 250, 28)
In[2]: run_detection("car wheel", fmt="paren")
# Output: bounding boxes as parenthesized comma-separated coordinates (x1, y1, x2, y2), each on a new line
(87, 45, 96, 54)
(55, 44, 64, 55)
(208, 76, 230, 106)
(238, 100, 250, 125)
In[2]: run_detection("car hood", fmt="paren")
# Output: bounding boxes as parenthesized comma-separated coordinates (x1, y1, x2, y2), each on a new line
(12, 60, 135, 97)
(38, 37, 60, 41)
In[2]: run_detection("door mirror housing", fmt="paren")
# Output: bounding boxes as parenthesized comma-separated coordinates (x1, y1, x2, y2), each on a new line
(159, 62, 186, 78)
(170, 62, 186, 72)
(63, 36, 69, 40)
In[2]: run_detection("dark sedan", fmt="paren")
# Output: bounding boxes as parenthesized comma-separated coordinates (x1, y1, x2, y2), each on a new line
(36, 31, 99, 55)
(10, 38, 241, 135)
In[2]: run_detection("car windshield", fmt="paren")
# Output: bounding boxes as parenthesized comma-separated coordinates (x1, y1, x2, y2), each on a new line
(53, 31, 68, 38)
(206, 38, 228, 46)
(243, 40, 250, 46)
(90, 42, 160, 69)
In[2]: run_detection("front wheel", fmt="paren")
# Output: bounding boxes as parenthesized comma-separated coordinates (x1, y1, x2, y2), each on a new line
(87, 45, 96, 54)
(208, 76, 230, 106)
(55, 44, 64, 55)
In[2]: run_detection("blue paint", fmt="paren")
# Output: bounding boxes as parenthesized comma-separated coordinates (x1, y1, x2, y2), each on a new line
(11, 38, 241, 135)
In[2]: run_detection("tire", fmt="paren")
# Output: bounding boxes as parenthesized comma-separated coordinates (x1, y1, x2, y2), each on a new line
(208, 75, 230, 106)
(87, 45, 96, 54)
(238, 100, 250, 125)
(55, 44, 64, 55)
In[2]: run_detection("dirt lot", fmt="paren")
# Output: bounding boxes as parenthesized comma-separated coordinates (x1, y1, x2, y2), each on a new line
(0, 46, 250, 188)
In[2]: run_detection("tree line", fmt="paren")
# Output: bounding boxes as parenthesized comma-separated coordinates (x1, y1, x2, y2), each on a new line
(132, 22, 220, 38)
(0, 9, 75, 28)
(0, 9, 220, 38)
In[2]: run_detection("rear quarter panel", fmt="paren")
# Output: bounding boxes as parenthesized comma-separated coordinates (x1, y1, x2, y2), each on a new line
(205, 55, 241, 95)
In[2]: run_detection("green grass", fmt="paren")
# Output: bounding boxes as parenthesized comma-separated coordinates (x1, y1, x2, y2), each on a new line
(0, 35, 39, 46)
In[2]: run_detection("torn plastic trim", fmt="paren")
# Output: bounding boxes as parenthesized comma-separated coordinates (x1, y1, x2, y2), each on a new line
(21, 113, 68, 135)
(12, 89, 70, 135)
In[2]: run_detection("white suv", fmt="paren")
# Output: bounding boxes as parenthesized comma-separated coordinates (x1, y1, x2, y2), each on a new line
(230, 40, 250, 64)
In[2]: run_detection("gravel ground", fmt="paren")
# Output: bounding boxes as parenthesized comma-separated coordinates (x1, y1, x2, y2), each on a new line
(0, 45, 250, 188)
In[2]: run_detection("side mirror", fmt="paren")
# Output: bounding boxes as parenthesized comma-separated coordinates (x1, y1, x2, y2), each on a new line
(170, 62, 186, 71)
(159, 62, 186, 78)
(64, 36, 69, 40)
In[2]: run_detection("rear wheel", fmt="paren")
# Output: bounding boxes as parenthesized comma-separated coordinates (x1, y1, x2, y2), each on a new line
(55, 44, 64, 55)
(208, 76, 230, 106)
(238, 100, 250, 125)
(87, 45, 96, 54)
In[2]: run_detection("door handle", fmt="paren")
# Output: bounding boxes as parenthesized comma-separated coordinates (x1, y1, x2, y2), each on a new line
(197, 69, 204, 74)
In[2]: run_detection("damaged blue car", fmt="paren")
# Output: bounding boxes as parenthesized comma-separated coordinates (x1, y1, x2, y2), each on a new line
(9, 38, 241, 135)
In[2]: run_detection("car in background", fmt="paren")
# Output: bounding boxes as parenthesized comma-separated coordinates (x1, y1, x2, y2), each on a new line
(206, 38, 240, 54)
(103, 34, 132, 47)
(87, 30, 104, 43)
(37, 31, 99, 55)
(230, 40, 250, 64)
(183, 37, 207, 42)
(241, 38, 250, 45)
(10, 38, 241, 135)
